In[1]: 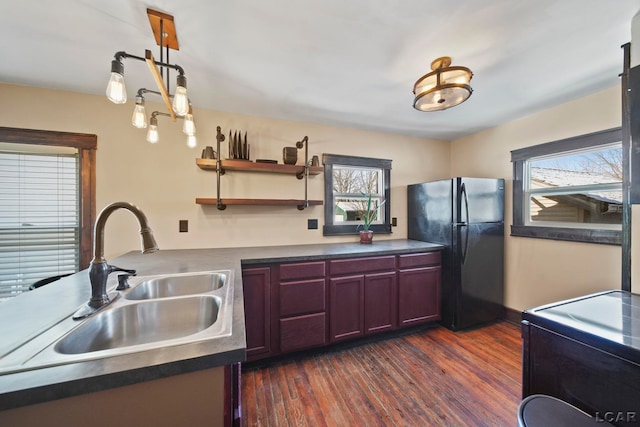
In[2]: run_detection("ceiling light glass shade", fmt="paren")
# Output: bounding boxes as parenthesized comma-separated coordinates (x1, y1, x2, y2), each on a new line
(106, 60, 127, 104)
(186, 135, 197, 148)
(172, 75, 189, 116)
(413, 57, 473, 112)
(146, 116, 159, 143)
(131, 97, 147, 128)
(182, 113, 196, 136)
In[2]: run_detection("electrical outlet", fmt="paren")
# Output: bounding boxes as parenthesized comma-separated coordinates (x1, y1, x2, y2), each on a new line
(308, 219, 318, 229)
(179, 220, 188, 232)
(392, 217, 397, 227)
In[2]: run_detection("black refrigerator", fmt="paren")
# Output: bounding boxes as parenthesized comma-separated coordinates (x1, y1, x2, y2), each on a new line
(408, 177, 504, 331)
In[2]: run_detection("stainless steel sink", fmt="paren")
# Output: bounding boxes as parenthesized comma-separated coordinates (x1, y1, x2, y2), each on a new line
(125, 272, 226, 300)
(0, 269, 234, 375)
(55, 296, 220, 354)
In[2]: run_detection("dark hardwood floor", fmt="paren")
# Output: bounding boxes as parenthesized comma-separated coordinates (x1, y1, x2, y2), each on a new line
(241, 321, 522, 426)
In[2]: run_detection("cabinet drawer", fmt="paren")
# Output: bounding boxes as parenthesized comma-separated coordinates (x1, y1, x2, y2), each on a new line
(329, 256, 396, 276)
(280, 312, 326, 353)
(398, 251, 441, 269)
(279, 278, 326, 317)
(279, 261, 325, 281)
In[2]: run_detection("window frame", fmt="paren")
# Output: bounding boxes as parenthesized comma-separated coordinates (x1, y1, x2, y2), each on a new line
(511, 127, 622, 245)
(322, 153, 392, 236)
(0, 127, 97, 269)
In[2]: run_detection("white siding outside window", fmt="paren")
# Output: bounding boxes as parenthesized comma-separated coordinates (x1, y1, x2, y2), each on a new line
(511, 128, 622, 245)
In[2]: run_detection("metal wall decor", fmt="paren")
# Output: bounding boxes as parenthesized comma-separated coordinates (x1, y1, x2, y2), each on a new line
(228, 130, 250, 160)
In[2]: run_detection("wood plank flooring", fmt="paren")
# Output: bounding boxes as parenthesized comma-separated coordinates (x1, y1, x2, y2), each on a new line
(241, 321, 522, 426)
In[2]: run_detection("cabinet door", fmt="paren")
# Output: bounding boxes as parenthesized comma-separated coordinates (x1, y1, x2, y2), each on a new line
(398, 266, 441, 327)
(329, 275, 364, 342)
(364, 271, 397, 335)
(242, 267, 271, 359)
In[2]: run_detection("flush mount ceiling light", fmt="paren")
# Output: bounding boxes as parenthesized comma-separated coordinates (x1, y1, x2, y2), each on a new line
(412, 56, 473, 112)
(106, 8, 196, 147)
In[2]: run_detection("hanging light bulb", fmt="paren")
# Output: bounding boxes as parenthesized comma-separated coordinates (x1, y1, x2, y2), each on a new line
(186, 134, 197, 148)
(172, 75, 189, 116)
(182, 113, 196, 136)
(106, 59, 127, 104)
(131, 96, 147, 128)
(146, 116, 159, 143)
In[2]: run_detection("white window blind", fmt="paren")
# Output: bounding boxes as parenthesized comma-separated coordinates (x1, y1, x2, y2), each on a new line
(0, 149, 80, 300)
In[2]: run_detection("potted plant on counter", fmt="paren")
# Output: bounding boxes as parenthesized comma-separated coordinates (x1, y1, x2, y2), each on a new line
(357, 193, 385, 244)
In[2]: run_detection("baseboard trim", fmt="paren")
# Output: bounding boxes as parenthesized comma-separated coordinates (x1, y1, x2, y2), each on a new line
(504, 307, 522, 326)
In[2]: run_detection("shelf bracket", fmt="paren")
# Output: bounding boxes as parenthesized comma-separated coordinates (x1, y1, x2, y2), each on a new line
(215, 126, 226, 209)
(296, 136, 310, 208)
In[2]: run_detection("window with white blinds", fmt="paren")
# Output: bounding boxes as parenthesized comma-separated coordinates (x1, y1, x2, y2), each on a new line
(0, 148, 80, 300)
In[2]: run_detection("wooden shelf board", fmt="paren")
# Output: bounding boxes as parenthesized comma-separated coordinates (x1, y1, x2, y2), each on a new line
(196, 198, 323, 207)
(195, 158, 322, 175)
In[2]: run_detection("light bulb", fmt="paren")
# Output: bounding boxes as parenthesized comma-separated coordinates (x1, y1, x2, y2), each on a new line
(146, 123, 159, 144)
(186, 135, 197, 148)
(172, 75, 189, 116)
(131, 98, 147, 128)
(182, 113, 196, 136)
(106, 60, 126, 104)
(106, 73, 127, 104)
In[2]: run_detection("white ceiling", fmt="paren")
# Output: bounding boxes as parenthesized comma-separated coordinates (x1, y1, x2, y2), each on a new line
(2, 0, 640, 141)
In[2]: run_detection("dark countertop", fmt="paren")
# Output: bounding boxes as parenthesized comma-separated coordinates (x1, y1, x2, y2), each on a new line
(0, 239, 442, 411)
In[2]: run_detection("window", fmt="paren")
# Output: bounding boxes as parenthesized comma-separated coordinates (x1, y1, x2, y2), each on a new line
(322, 154, 391, 236)
(511, 128, 622, 245)
(0, 128, 96, 300)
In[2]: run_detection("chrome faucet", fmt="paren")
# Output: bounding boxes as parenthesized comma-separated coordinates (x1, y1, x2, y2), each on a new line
(72, 202, 159, 320)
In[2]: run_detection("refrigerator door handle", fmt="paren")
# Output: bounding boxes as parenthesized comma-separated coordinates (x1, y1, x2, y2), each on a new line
(461, 182, 470, 226)
(460, 183, 470, 264)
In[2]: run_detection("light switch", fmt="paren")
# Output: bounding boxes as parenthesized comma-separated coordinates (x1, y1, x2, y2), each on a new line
(179, 220, 188, 232)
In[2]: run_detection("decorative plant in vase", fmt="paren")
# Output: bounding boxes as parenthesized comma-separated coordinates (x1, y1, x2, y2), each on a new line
(357, 193, 385, 244)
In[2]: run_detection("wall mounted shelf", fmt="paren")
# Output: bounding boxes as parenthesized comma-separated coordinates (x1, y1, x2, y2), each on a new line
(196, 127, 323, 210)
(196, 158, 323, 179)
(195, 198, 323, 210)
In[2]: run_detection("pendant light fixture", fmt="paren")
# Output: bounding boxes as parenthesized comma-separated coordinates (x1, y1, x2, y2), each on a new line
(106, 8, 196, 147)
(413, 56, 473, 112)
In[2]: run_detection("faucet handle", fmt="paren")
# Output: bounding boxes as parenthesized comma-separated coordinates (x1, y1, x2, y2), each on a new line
(116, 272, 137, 290)
(108, 265, 137, 275)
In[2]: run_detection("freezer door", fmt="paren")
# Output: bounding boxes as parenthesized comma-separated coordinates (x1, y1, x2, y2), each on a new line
(407, 179, 453, 246)
(456, 178, 505, 225)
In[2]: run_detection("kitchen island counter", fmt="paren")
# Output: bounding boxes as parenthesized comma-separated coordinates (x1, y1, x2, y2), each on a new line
(0, 239, 442, 411)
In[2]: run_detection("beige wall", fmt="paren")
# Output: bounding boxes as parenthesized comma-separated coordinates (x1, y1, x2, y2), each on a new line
(1, 82, 625, 311)
(451, 86, 623, 311)
(0, 83, 450, 260)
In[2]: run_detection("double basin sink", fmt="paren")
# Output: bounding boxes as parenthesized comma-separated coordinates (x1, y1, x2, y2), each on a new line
(0, 270, 233, 374)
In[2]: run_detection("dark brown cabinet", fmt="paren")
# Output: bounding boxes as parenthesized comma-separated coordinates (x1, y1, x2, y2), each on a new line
(329, 274, 365, 342)
(241, 267, 271, 361)
(364, 271, 398, 334)
(242, 250, 441, 362)
(276, 261, 327, 353)
(329, 256, 397, 343)
(398, 252, 441, 327)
